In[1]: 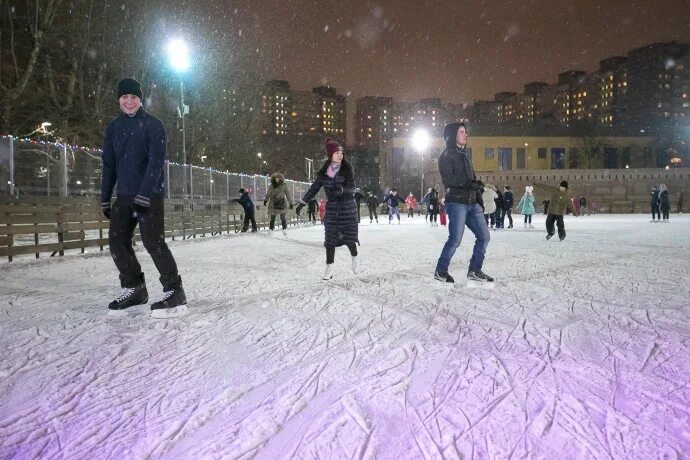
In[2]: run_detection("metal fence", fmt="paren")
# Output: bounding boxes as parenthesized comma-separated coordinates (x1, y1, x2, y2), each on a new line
(0, 136, 313, 203)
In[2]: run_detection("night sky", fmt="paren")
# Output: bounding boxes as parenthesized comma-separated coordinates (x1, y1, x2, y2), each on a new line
(229, 0, 689, 103)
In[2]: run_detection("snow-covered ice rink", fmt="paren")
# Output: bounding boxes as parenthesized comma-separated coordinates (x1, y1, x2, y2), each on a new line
(1, 214, 689, 459)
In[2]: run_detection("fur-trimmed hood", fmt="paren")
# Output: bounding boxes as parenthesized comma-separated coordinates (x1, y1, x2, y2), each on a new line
(270, 172, 285, 187)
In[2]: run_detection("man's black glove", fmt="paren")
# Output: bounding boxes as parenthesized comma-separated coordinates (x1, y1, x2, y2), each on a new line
(101, 202, 111, 220)
(290, 203, 294, 209)
(295, 203, 304, 215)
(133, 195, 150, 215)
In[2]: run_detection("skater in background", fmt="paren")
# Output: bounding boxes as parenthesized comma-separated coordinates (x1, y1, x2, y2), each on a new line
(579, 195, 588, 215)
(659, 184, 670, 222)
(428, 187, 440, 226)
(101, 78, 186, 317)
(366, 191, 379, 223)
(493, 188, 504, 229)
(434, 121, 493, 284)
(264, 172, 293, 238)
(501, 185, 514, 229)
(354, 188, 365, 223)
(233, 188, 257, 232)
(296, 138, 359, 280)
(307, 197, 318, 224)
(318, 198, 326, 223)
(482, 184, 498, 229)
(572, 195, 581, 216)
(545, 181, 577, 241)
(650, 186, 661, 222)
(678, 192, 684, 214)
(385, 188, 404, 224)
(517, 185, 536, 229)
(405, 193, 417, 218)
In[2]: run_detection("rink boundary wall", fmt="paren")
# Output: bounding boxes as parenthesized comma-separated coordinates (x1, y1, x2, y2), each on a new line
(0, 196, 306, 262)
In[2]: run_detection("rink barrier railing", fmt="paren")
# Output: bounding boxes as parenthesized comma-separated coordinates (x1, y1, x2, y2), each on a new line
(0, 196, 308, 262)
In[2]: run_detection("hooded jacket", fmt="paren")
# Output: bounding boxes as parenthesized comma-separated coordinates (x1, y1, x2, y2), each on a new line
(264, 173, 293, 215)
(437, 122, 482, 205)
(481, 185, 498, 214)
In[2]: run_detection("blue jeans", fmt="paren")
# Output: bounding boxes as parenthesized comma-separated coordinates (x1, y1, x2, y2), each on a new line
(436, 202, 490, 274)
(389, 207, 400, 220)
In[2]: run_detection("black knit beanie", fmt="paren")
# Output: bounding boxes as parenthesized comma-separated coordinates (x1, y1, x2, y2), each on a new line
(117, 78, 143, 100)
(559, 180, 569, 189)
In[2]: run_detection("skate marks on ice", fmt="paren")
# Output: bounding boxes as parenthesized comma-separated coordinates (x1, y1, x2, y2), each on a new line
(0, 215, 689, 457)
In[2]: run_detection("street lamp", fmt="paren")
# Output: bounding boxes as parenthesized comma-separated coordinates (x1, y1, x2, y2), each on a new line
(40, 122, 52, 196)
(411, 128, 431, 198)
(167, 38, 190, 196)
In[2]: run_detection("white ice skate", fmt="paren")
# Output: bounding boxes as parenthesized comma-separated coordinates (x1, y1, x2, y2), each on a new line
(322, 264, 334, 280)
(352, 256, 361, 274)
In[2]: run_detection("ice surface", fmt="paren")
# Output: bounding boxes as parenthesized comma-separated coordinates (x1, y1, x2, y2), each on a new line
(1, 214, 688, 458)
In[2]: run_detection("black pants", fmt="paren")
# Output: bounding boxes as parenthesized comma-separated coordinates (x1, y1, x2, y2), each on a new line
(429, 212, 438, 222)
(408, 208, 414, 217)
(494, 210, 502, 228)
(502, 209, 513, 227)
(524, 214, 532, 224)
(369, 208, 378, 221)
(546, 213, 565, 239)
(269, 214, 287, 230)
(326, 244, 358, 264)
(308, 210, 317, 223)
(662, 207, 670, 220)
(651, 205, 660, 220)
(242, 212, 257, 232)
(109, 196, 180, 290)
(356, 203, 361, 222)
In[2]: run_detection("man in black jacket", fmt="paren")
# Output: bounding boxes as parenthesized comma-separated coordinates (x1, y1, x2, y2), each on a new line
(234, 188, 257, 232)
(101, 78, 187, 318)
(434, 122, 493, 283)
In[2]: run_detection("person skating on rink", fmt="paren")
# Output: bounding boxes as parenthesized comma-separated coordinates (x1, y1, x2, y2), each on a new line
(434, 122, 493, 284)
(650, 186, 661, 222)
(659, 184, 670, 222)
(501, 185, 514, 228)
(354, 188, 365, 223)
(545, 181, 577, 241)
(428, 186, 441, 226)
(318, 198, 326, 223)
(307, 197, 318, 224)
(517, 185, 536, 229)
(101, 78, 187, 318)
(366, 192, 379, 223)
(493, 188, 504, 229)
(405, 193, 418, 218)
(385, 188, 405, 224)
(482, 184, 498, 229)
(295, 138, 360, 280)
(233, 188, 257, 232)
(264, 172, 293, 238)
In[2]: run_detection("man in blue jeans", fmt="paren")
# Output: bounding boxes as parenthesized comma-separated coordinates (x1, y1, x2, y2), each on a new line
(435, 122, 494, 284)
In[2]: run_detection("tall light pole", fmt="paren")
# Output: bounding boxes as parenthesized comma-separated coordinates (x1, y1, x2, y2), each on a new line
(167, 38, 190, 196)
(40, 122, 52, 196)
(411, 128, 431, 198)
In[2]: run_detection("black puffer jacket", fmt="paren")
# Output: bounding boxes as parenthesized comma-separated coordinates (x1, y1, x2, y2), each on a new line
(438, 123, 482, 205)
(300, 160, 359, 248)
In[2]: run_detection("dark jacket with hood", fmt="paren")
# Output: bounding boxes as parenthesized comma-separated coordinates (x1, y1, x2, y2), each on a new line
(233, 191, 255, 215)
(437, 123, 482, 206)
(300, 159, 359, 248)
(502, 190, 514, 210)
(385, 192, 405, 208)
(366, 194, 379, 210)
(101, 107, 167, 205)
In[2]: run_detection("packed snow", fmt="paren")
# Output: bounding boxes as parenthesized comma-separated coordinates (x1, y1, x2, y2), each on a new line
(1, 214, 689, 459)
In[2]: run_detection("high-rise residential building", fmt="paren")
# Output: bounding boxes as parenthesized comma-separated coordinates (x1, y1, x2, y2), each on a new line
(592, 56, 628, 127)
(260, 80, 291, 135)
(355, 96, 393, 147)
(473, 100, 500, 125)
(618, 41, 690, 133)
(495, 92, 517, 124)
(312, 86, 347, 139)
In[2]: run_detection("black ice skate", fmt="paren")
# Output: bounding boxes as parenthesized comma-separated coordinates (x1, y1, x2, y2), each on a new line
(546, 233, 554, 240)
(150, 286, 188, 318)
(467, 270, 494, 283)
(108, 283, 148, 315)
(434, 271, 455, 283)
